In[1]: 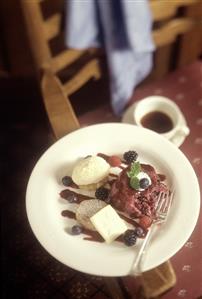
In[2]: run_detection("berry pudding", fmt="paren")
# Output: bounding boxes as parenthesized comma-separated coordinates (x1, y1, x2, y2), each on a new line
(59, 150, 170, 246)
(109, 163, 168, 219)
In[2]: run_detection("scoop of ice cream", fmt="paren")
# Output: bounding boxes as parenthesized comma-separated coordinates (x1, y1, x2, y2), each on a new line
(72, 156, 110, 186)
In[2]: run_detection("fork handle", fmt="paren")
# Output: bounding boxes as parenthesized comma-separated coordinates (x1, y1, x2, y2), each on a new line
(130, 227, 153, 276)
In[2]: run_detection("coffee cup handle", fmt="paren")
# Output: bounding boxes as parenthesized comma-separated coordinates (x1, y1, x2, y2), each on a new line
(177, 125, 190, 136)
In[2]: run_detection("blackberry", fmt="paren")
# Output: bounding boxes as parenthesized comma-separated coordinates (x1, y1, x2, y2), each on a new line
(123, 151, 138, 163)
(123, 229, 137, 246)
(95, 187, 109, 201)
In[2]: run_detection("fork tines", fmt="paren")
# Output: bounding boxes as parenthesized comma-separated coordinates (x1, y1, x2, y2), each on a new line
(154, 190, 174, 222)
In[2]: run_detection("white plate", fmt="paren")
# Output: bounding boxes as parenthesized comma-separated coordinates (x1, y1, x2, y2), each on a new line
(26, 123, 200, 277)
(122, 102, 189, 147)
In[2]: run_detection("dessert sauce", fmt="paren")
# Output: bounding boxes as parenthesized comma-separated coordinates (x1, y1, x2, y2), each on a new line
(60, 189, 90, 203)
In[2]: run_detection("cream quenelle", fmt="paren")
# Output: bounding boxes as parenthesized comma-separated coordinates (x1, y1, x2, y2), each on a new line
(72, 156, 110, 189)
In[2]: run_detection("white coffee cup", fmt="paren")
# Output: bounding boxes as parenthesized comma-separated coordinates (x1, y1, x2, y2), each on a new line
(133, 96, 190, 140)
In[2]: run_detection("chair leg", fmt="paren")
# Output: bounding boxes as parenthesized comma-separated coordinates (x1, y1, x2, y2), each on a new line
(140, 260, 176, 298)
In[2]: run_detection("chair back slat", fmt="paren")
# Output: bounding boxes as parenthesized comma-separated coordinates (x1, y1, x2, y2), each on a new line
(50, 49, 87, 73)
(153, 17, 201, 47)
(63, 59, 101, 96)
(177, 0, 202, 66)
(44, 13, 61, 40)
(150, 0, 200, 21)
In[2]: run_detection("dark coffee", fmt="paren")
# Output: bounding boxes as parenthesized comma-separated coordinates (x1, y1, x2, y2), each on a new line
(141, 111, 173, 133)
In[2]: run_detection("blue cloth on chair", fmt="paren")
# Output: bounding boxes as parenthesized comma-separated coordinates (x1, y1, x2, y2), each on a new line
(65, 0, 155, 115)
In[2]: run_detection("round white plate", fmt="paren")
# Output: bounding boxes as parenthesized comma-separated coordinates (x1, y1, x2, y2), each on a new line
(26, 123, 200, 277)
(122, 102, 189, 147)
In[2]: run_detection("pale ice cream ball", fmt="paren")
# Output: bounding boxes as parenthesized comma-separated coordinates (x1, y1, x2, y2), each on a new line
(72, 156, 110, 185)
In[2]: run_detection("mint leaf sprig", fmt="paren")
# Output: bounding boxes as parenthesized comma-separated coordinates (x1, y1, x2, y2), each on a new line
(127, 161, 141, 190)
(127, 161, 141, 177)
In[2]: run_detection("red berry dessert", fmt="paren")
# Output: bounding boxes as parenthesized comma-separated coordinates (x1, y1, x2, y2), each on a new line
(60, 150, 170, 245)
(109, 163, 168, 220)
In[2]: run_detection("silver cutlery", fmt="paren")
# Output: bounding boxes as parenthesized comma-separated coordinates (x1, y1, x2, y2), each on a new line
(131, 190, 174, 275)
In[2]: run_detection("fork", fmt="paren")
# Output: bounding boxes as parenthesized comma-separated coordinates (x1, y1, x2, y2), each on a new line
(131, 190, 174, 276)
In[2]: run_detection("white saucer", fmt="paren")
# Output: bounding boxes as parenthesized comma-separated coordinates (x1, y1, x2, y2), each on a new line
(122, 102, 189, 147)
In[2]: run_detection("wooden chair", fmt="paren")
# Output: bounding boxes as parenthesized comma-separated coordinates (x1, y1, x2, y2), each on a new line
(149, 0, 202, 80)
(20, 0, 202, 139)
(20, 0, 202, 298)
